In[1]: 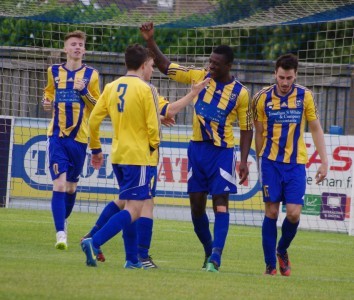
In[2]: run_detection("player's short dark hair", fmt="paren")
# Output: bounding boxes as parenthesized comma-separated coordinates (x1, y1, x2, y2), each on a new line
(125, 44, 155, 70)
(212, 45, 234, 64)
(275, 53, 298, 72)
(64, 30, 86, 42)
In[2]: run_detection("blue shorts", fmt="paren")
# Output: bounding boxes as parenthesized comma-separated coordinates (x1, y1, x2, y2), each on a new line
(112, 164, 153, 200)
(187, 141, 237, 195)
(47, 136, 87, 182)
(260, 157, 306, 205)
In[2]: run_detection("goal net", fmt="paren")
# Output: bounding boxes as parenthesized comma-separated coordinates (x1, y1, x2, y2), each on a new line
(1, 0, 354, 234)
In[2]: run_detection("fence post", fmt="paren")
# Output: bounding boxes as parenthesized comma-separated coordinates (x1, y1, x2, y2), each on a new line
(349, 163, 354, 236)
(0, 116, 13, 208)
(348, 71, 354, 135)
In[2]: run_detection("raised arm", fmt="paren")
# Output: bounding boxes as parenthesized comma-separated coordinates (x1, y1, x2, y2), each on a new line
(140, 22, 171, 74)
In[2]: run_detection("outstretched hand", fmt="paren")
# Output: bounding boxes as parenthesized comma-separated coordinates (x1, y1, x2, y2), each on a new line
(140, 22, 154, 41)
(161, 116, 176, 127)
(190, 78, 211, 97)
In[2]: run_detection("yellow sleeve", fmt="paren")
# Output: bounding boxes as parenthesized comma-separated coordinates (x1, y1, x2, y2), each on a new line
(252, 90, 265, 122)
(304, 90, 319, 122)
(146, 86, 161, 151)
(158, 95, 169, 117)
(88, 83, 109, 150)
(81, 70, 100, 112)
(237, 88, 253, 130)
(43, 66, 55, 101)
(167, 62, 207, 84)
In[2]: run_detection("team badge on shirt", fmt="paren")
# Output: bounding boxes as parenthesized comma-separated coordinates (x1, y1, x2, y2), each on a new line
(266, 101, 274, 109)
(296, 98, 303, 108)
(230, 93, 237, 101)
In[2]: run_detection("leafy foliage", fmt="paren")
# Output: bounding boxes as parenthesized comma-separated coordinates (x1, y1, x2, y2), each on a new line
(0, 0, 353, 63)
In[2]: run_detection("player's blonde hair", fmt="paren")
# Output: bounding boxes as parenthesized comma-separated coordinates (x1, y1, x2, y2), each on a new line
(64, 30, 86, 42)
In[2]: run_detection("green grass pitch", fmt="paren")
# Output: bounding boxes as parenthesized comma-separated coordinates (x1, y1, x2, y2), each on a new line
(1, 208, 354, 299)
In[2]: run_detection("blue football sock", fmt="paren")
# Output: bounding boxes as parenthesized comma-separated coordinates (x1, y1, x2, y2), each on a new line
(89, 201, 121, 236)
(137, 217, 153, 259)
(210, 212, 229, 267)
(123, 221, 138, 263)
(262, 216, 278, 268)
(64, 192, 76, 219)
(51, 191, 66, 232)
(192, 213, 213, 257)
(92, 209, 131, 248)
(277, 217, 299, 255)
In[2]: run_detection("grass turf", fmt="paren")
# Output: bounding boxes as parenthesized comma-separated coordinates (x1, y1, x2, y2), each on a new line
(0, 208, 354, 299)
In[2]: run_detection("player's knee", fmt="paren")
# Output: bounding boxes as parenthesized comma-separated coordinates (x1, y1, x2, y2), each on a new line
(52, 174, 67, 192)
(285, 204, 301, 223)
(65, 182, 77, 194)
(53, 182, 66, 192)
(213, 205, 228, 213)
(190, 203, 205, 218)
(66, 187, 76, 194)
(212, 194, 228, 210)
(189, 193, 207, 218)
(116, 199, 125, 210)
(286, 211, 300, 223)
(265, 202, 280, 219)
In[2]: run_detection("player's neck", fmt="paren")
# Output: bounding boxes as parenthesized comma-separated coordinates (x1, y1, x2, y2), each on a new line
(215, 74, 232, 84)
(65, 59, 83, 71)
(126, 70, 143, 80)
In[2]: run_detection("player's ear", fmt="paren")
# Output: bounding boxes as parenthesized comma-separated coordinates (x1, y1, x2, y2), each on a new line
(63, 41, 68, 54)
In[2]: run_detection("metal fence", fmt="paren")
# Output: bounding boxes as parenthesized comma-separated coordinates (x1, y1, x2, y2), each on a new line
(1, 46, 353, 134)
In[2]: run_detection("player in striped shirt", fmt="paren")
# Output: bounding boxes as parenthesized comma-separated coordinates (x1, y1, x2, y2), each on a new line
(140, 22, 253, 272)
(252, 53, 328, 276)
(43, 30, 100, 250)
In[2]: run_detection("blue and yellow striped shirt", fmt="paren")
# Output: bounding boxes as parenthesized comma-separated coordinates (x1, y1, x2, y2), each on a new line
(44, 63, 100, 143)
(252, 83, 319, 164)
(167, 63, 252, 148)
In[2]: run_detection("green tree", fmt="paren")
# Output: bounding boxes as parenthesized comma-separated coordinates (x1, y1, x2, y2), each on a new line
(0, 0, 353, 64)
